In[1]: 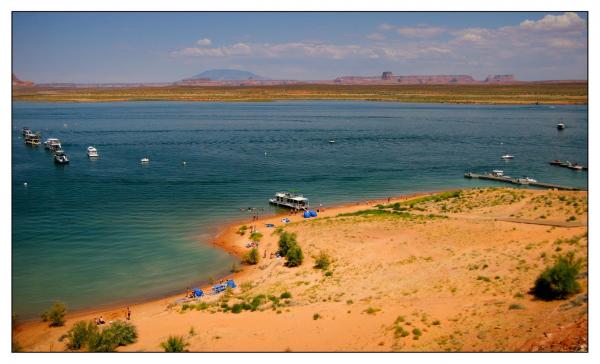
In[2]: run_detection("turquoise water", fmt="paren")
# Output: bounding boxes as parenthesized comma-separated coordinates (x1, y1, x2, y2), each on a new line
(12, 101, 587, 319)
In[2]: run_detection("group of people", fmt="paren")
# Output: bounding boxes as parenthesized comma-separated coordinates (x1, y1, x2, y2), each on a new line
(92, 307, 131, 326)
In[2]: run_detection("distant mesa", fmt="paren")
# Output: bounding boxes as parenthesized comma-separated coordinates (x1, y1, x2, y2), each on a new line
(335, 72, 516, 85)
(12, 73, 34, 87)
(184, 69, 268, 82)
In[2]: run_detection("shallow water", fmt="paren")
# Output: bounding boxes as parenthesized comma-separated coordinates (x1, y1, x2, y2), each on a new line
(12, 101, 587, 318)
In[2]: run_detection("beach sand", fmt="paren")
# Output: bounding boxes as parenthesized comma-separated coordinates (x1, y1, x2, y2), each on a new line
(13, 188, 588, 352)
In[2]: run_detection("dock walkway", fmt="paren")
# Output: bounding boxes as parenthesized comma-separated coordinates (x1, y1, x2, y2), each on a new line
(464, 173, 583, 191)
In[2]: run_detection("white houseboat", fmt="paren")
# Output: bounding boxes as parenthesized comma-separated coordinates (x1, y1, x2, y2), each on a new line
(44, 138, 62, 151)
(269, 192, 309, 210)
(87, 146, 99, 158)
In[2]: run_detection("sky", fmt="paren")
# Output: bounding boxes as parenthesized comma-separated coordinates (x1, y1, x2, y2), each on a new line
(12, 12, 588, 83)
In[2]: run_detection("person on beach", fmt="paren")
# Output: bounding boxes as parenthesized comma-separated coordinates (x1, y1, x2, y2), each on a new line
(98, 316, 105, 325)
(126, 307, 131, 321)
(186, 287, 191, 298)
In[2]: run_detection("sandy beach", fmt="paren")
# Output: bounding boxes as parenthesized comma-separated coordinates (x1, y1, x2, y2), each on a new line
(13, 187, 588, 352)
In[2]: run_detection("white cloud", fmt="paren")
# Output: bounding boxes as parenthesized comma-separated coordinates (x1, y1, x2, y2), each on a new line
(397, 26, 446, 38)
(366, 33, 385, 41)
(196, 38, 212, 46)
(378, 23, 395, 31)
(519, 12, 586, 32)
(177, 42, 251, 57)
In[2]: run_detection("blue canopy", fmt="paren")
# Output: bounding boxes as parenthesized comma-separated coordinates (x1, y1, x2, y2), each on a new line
(226, 279, 237, 289)
(193, 288, 204, 297)
(309, 210, 317, 217)
(303, 211, 311, 218)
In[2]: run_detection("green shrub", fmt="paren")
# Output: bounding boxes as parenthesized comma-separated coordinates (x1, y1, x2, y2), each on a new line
(313, 313, 321, 320)
(324, 271, 333, 277)
(41, 301, 67, 327)
(250, 231, 263, 243)
(280, 291, 292, 299)
(242, 248, 260, 265)
(412, 328, 422, 336)
(79, 320, 138, 352)
(278, 231, 298, 257)
(250, 295, 266, 311)
(533, 253, 582, 300)
(432, 320, 441, 325)
(237, 225, 248, 235)
(285, 244, 304, 267)
(64, 320, 99, 350)
(231, 304, 244, 314)
(314, 251, 331, 270)
(160, 335, 189, 352)
(508, 303, 525, 310)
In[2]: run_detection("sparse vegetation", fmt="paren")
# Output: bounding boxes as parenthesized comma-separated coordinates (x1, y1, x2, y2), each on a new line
(314, 251, 331, 270)
(250, 231, 263, 243)
(313, 313, 321, 320)
(63, 320, 137, 352)
(160, 335, 189, 352)
(237, 225, 248, 235)
(41, 301, 67, 327)
(242, 248, 260, 265)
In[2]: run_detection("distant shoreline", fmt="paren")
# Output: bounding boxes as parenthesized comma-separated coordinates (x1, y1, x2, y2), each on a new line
(12, 83, 588, 105)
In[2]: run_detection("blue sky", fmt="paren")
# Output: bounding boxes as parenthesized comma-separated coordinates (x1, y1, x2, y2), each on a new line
(12, 12, 588, 83)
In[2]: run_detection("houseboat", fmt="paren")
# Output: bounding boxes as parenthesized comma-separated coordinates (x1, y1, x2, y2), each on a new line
(24, 132, 41, 146)
(44, 138, 62, 151)
(269, 192, 309, 210)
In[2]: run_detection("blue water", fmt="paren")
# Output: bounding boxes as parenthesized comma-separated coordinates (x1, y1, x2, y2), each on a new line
(12, 101, 587, 319)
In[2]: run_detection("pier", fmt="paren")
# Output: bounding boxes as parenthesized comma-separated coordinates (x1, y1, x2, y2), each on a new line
(464, 173, 584, 191)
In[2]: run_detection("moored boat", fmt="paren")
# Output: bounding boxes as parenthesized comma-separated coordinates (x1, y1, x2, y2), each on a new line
(54, 150, 70, 164)
(500, 154, 514, 160)
(44, 138, 62, 151)
(87, 146, 99, 158)
(557, 122, 566, 130)
(269, 191, 309, 210)
(140, 157, 150, 164)
(24, 131, 41, 146)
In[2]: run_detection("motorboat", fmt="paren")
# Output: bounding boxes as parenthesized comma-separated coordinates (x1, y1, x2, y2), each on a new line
(44, 138, 62, 151)
(141, 157, 150, 164)
(87, 146, 99, 158)
(329, 140, 336, 144)
(557, 122, 566, 130)
(549, 160, 562, 165)
(54, 150, 70, 164)
(500, 154, 514, 160)
(22, 127, 31, 136)
(517, 177, 537, 184)
(491, 169, 504, 177)
(569, 163, 584, 171)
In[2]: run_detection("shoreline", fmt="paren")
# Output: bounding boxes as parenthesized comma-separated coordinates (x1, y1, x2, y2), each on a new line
(13, 189, 450, 328)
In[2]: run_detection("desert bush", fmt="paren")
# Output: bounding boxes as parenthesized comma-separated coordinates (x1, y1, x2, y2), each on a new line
(285, 244, 304, 267)
(237, 225, 248, 235)
(533, 253, 582, 300)
(278, 231, 298, 257)
(314, 251, 331, 270)
(64, 320, 99, 350)
(250, 231, 263, 243)
(313, 313, 321, 320)
(84, 320, 138, 352)
(41, 301, 67, 327)
(242, 248, 260, 265)
(160, 335, 189, 352)
(280, 291, 292, 299)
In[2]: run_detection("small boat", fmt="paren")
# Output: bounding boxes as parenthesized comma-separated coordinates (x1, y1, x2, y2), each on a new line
(44, 138, 62, 151)
(22, 127, 31, 136)
(569, 163, 584, 171)
(87, 146, 99, 158)
(517, 177, 537, 184)
(500, 154, 514, 160)
(141, 157, 150, 164)
(328, 140, 336, 144)
(557, 122, 566, 130)
(491, 169, 504, 177)
(54, 150, 70, 164)
(549, 159, 562, 165)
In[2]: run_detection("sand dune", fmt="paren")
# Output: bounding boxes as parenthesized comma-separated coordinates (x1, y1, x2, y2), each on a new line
(13, 188, 588, 352)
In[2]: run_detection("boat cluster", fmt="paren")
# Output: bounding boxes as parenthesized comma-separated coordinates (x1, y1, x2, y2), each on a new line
(489, 170, 537, 184)
(22, 127, 98, 165)
(550, 160, 586, 171)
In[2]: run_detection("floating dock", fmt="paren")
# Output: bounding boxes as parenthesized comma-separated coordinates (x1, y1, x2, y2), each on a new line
(464, 173, 583, 191)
